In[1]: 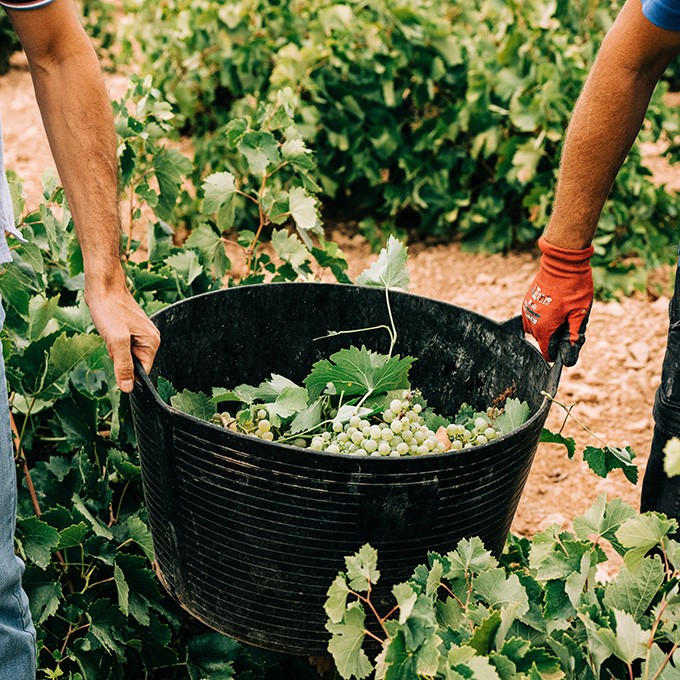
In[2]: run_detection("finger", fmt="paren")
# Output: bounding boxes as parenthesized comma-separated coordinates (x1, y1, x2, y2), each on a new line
(132, 342, 159, 376)
(547, 320, 568, 364)
(127, 319, 161, 375)
(108, 334, 135, 393)
(559, 306, 591, 368)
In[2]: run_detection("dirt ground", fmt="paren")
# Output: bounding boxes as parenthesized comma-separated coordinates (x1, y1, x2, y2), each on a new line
(1, 56, 677, 562)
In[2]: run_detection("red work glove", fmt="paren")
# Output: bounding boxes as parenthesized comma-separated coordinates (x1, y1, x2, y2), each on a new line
(522, 236, 594, 367)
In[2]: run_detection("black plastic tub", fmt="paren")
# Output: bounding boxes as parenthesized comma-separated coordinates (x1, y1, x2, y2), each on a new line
(130, 282, 560, 656)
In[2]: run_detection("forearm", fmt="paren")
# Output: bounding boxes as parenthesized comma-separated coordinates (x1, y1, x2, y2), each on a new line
(545, 0, 678, 250)
(545, 65, 656, 249)
(27, 42, 124, 292)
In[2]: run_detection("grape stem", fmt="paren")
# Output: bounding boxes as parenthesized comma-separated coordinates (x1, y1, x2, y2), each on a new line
(312, 279, 398, 356)
(540, 391, 614, 449)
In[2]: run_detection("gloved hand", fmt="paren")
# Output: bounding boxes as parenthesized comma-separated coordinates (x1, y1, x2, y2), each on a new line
(522, 236, 594, 367)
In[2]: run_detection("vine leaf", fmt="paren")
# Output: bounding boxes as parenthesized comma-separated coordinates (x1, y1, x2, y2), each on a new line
(325, 574, 351, 624)
(572, 494, 637, 552)
(616, 513, 679, 565)
(494, 399, 530, 436)
(540, 428, 576, 458)
(393, 583, 418, 623)
(170, 389, 215, 421)
(345, 544, 380, 592)
(15, 517, 60, 570)
(289, 397, 323, 434)
(583, 445, 638, 484)
(305, 345, 413, 402)
(202, 171, 237, 229)
(326, 603, 373, 680)
(602, 555, 664, 621)
(288, 186, 322, 247)
(238, 131, 280, 174)
(356, 235, 409, 291)
(588, 609, 647, 665)
(473, 569, 529, 619)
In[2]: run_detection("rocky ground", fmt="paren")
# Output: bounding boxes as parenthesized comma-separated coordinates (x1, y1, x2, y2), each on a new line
(1, 54, 678, 561)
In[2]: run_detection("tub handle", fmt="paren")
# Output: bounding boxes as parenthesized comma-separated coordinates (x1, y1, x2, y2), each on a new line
(501, 315, 562, 397)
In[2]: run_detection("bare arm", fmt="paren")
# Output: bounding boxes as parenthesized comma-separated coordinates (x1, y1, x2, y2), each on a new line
(6, 0, 159, 392)
(545, 0, 680, 250)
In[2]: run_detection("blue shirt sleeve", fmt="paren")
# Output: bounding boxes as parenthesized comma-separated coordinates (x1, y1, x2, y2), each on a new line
(642, 0, 680, 31)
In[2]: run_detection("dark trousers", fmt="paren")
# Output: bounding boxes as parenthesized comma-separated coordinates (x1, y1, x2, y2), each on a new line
(640, 252, 680, 524)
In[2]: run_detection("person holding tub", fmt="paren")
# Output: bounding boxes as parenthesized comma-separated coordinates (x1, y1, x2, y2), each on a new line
(0, 1, 159, 677)
(522, 0, 680, 525)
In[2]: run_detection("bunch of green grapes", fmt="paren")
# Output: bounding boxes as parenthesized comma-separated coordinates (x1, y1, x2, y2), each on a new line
(309, 392, 499, 457)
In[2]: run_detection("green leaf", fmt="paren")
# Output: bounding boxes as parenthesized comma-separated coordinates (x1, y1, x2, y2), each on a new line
(325, 574, 351, 624)
(540, 428, 576, 458)
(664, 437, 680, 478)
(203, 171, 236, 212)
(603, 555, 664, 621)
(468, 609, 502, 655)
(165, 250, 204, 286)
(27, 295, 59, 343)
(641, 644, 680, 679)
(44, 333, 103, 400)
(447, 645, 502, 680)
(153, 147, 192, 221)
(72, 494, 114, 540)
(474, 569, 529, 619)
(425, 558, 444, 598)
(108, 449, 141, 482)
(114, 563, 130, 616)
(289, 397, 323, 434)
(393, 582, 418, 624)
(444, 537, 497, 580)
(378, 625, 440, 679)
(58, 522, 88, 549)
(114, 554, 162, 625)
(573, 494, 637, 551)
(616, 513, 678, 564)
(203, 172, 237, 230)
(238, 131, 280, 174)
(583, 445, 638, 484)
(289, 186, 320, 238)
(54, 385, 98, 449)
(25, 576, 61, 625)
(265, 385, 309, 422)
(305, 346, 414, 402)
(271, 229, 310, 270)
(402, 594, 438, 652)
(356, 236, 409, 292)
(121, 515, 155, 562)
(170, 388, 216, 421)
(493, 399, 530, 436)
(186, 223, 231, 280)
(326, 603, 373, 680)
(345, 544, 380, 592)
(156, 376, 177, 404)
(586, 609, 648, 665)
(187, 634, 238, 680)
(15, 517, 60, 569)
(86, 599, 127, 660)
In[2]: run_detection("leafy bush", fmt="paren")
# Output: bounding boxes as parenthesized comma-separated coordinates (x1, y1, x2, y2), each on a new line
(326, 496, 680, 679)
(119, 0, 680, 292)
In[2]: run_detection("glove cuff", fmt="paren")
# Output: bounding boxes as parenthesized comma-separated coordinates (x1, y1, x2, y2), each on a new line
(538, 236, 594, 275)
